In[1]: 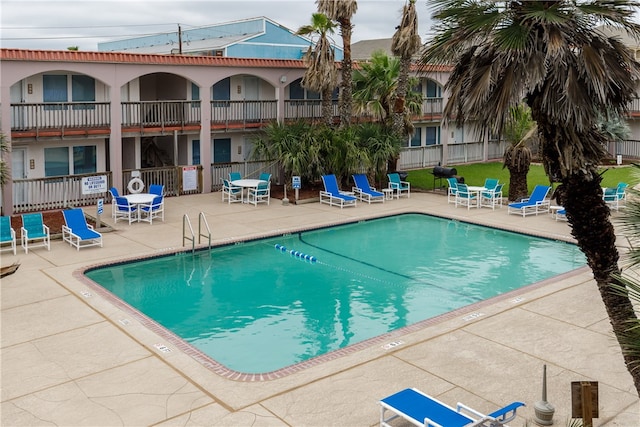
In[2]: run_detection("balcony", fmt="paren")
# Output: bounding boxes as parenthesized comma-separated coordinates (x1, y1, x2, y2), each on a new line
(210, 100, 277, 130)
(10, 102, 111, 138)
(122, 100, 202, 134)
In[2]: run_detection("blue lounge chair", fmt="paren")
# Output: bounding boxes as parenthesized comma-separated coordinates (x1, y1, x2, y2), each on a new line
(229, 172, 242, 182)
(62, 208, 103, 250)
(388, 173, 410, 198)
(507, 185, 551, 217)
(20, 212, 50, 253)
(0, 216, 17, 255)
(380, 388, 525, 427)
(320, 174, 357, 208)
(455, 183, 477, 209)
(447, 177, 459, 204)
(603, 182, 628, 211)
(352, 174, 384, 203)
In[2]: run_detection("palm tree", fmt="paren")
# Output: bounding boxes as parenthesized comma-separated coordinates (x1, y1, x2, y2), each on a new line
(502, 104, 536, 201)
(353, 51, 400, 127)
(0, 133, 10, 188)
(391, 0, 421, 138)
(421, 0, 640, 395)
(297, 13, 338, 126)
(316, 0, 358, 127)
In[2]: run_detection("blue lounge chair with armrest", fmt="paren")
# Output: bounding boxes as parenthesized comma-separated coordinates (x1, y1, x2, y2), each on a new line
(320, 174, 357, 208)
(149, 184, 164, 196)
(388, 173, 410, 198)
(248, 181, 271, 206)
(62, 208, 103, 250)
(229, 171, 242, 182)
(380, 388, 525, 427)
(139, 195, 165, 224)
(455, 183, 477, 210)
(352, 173, 384, 203)
(507, 185, 551, 217)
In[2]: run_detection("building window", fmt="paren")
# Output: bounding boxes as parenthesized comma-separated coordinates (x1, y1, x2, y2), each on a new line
(192, 139, 200, 165)
(425, 126, 440, 146)
(213, 138, 231, 163)
(191, 83, 200, 108)
(290, 78, 320, 100)
(72, 75, 95, 110)
(213, 78, 230, 101)
(73, 146, 97, 174)
(44, 147, 70, 177)
(43, 75, 67, 110)
(44, 145, 96, 176)
(426, 80, 442, 98)
(411, 128, 422, 147)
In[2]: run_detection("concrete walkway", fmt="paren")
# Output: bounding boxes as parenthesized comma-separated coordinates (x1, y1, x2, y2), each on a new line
(1, 190, 638, 426)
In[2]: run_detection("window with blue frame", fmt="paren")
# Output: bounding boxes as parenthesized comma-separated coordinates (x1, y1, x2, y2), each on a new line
(43, 75, 67, 110)
(425, 126, 440, 145)
(192, 139, 200, 165)
(72, 75, 95, 110)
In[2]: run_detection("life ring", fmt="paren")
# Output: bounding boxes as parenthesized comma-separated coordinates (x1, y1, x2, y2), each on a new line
(127, 177, 145, 194)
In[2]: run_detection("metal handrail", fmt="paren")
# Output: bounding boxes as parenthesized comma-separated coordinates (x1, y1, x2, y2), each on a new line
(198, 212, 211, 249)
(183, 214, 195, 253)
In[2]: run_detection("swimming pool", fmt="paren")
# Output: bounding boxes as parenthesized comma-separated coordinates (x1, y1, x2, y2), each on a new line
(85, 213, 585, 374)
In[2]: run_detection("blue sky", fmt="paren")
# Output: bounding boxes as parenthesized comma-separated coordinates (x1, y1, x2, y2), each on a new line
(1, 0, 434, 51)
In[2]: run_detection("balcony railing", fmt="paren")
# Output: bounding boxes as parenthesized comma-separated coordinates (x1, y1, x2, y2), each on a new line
(10, 102, 111, 134)
(122, 100, 201, 130)
(211, 100, 277, 129)
(284, 100, 339, 122)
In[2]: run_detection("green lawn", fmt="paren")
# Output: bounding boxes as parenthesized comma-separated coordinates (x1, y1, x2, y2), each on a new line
(407, 162, 636, 195)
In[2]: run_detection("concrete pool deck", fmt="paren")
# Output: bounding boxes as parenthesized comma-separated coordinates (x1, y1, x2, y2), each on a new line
(1, 190, 638, 426)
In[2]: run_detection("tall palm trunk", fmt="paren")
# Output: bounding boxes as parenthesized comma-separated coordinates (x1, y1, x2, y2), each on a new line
(561, 174, 640, 393)
(339, 19, 353, 127)
(538, 115, 640, 393)
(321, 86, 334, 126)
(392, 56, 411, 137)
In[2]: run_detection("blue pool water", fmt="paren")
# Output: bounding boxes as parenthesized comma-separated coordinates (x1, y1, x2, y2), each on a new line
(85, 213, 585, 373)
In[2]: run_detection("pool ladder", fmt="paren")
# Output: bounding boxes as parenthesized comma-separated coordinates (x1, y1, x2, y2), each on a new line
(183, 212, 211, 253)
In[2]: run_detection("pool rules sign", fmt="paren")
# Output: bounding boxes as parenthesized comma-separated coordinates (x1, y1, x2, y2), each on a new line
(81, 175, 108, 229)
(81, 175, 108, 195)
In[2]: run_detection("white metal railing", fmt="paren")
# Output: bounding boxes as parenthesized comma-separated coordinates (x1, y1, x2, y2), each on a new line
(210, 100, 277, 127)
(121, 100, 201, 128)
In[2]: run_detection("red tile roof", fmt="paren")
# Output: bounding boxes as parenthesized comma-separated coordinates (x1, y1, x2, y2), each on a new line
(1, 48, 451, 72)
(0, 48, 309, 68)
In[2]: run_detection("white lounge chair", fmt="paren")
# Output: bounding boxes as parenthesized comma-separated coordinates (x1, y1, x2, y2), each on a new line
(380, 388, 525, 427)
(352, 173, 384, 203)
(62, 208, 103, 250)
(320, 174, 357, 208)
(507, 185, 551, 217)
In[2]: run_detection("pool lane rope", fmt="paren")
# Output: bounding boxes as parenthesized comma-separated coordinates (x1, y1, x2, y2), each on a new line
(274, 244, 317, 263)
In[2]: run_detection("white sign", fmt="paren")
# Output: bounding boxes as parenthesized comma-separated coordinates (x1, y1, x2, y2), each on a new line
(97, 199, 104, 215)
(81, 175, 108, 195)
(292, 176, 301, 189)
(182, 166, 198, 192)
